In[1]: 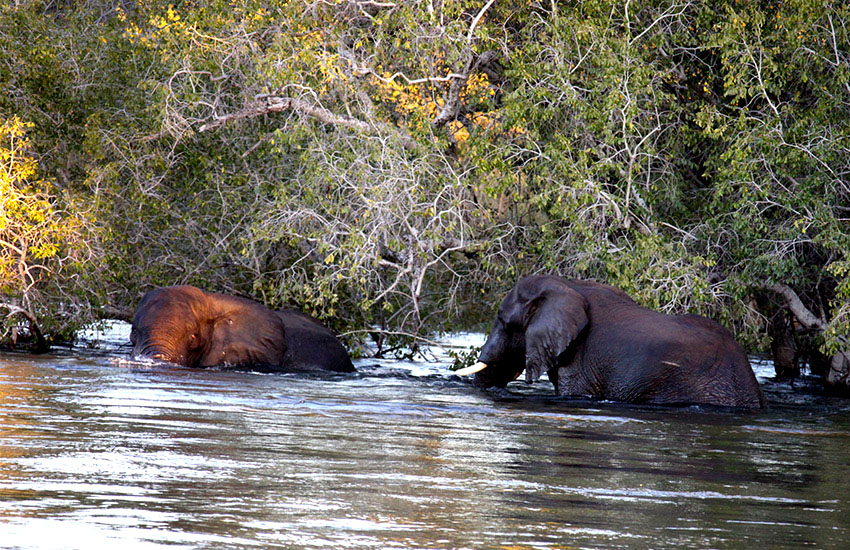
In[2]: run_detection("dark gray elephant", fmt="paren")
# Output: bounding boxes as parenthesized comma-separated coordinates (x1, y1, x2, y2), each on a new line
(130, 285, 354, 373)
(456, 275, 765, 408)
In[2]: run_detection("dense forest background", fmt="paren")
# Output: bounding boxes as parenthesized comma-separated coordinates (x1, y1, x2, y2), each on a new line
(1, 1, 848, 390)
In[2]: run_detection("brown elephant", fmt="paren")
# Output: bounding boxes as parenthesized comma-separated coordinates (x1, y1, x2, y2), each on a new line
(130, 285, 354, 373)
(456, 275, 765, 408)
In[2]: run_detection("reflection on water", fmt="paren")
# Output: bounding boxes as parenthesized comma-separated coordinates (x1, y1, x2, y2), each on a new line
(0, 326, 849, 549)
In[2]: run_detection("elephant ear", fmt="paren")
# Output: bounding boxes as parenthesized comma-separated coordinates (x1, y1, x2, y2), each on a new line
(524, 287, 589, 383)
(203, 300, 287, 368)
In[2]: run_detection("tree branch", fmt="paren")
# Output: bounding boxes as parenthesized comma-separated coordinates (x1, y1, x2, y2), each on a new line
(466, 0, 497, 43)
(768, 283, 850, 389)
(199, 95, 419, 151)
(432, 50, 498, 128)
(767, 283, 828, 331)
(1, 302, 47, 352)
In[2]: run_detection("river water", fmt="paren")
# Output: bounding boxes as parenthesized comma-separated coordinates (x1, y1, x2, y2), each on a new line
(1, 323, 849, 549)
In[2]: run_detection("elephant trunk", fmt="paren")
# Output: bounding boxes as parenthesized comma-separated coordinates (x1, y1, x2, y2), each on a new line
(453, 330, 503, 377)
(133, 339, 185, 366)
(478, 330, 506, 366)
(453, 327, 506, 377)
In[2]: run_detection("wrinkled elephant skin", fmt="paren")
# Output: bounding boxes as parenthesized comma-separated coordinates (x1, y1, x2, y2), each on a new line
(465, 275, 765, 409)
(130, 285, 354, 373)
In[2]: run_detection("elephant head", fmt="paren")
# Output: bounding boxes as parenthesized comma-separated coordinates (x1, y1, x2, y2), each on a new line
(130, 285, 287, 368)
(457, 276, 589, 388)
(457, 275, 765, 408)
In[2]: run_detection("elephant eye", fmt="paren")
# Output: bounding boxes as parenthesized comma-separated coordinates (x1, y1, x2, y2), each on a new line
(188, 332, 202, 350)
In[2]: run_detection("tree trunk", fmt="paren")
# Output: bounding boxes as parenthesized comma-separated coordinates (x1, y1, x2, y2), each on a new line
(768, 308, 799, 380)
(828, 352, 850, 391)
(767, 283, 849, 392)
(757, 291, 800, 380)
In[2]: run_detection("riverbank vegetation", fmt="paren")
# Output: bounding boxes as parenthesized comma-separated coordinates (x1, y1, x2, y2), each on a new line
(1, 1, 848, 390)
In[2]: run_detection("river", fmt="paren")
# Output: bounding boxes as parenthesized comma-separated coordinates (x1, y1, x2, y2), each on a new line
(0, 323, 849, 549)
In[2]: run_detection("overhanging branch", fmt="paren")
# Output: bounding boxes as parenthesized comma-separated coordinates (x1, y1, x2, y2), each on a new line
(432, 50, 498, 129)
(1, 302, 47, 352)
(199, 95, 419, 151)
(767, 283, 850, 388)
(767, 283, 828, 331)
(431, 0, 498, 129)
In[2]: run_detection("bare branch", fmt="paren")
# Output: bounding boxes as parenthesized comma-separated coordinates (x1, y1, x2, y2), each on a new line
(467, 0, 497, 43)
(0, 302, 47, 351)
(432, 50, 498, 128)
(198, 95, 419, 151)
(355, 67, 467, 86)
(767, 283, 828, 331)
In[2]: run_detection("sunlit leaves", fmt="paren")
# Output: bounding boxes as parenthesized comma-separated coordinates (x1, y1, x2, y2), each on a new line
(0, 116, 89, 341)
(1, 0, 847, 365)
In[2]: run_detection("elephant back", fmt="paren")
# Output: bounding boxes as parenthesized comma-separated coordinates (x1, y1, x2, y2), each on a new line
(276, 309, 355, 373)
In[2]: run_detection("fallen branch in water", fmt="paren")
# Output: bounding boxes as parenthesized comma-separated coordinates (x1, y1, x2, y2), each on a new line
(0, 302, 47, 352)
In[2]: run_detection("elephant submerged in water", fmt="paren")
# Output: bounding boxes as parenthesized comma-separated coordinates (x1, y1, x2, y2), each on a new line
(130, 285, 355, 373)
(456, 275, 765, 409)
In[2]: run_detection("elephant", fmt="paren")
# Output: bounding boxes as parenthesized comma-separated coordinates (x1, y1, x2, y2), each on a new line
(455, 275, 765, 408)
(130, 285, 355, 373)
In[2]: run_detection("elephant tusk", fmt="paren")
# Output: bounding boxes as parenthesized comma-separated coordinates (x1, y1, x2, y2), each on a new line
(453, 361, 489, 376)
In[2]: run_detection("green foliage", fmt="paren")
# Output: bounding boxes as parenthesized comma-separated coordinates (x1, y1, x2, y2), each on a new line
(0, 115, 93, 345)
(447, 345, 480, 372)
(0, 0, 847, 368)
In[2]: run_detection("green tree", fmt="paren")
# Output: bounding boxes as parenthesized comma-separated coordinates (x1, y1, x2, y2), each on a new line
(690, 0, 850, 387)
(0, 116, 91, 349)
(1, 1, 848, 391)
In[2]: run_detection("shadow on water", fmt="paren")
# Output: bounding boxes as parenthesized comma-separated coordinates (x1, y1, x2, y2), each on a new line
(0, 326, 848, 549)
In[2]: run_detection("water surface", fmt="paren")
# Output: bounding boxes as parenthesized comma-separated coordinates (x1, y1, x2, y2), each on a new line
(0, 325, 848, 549)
